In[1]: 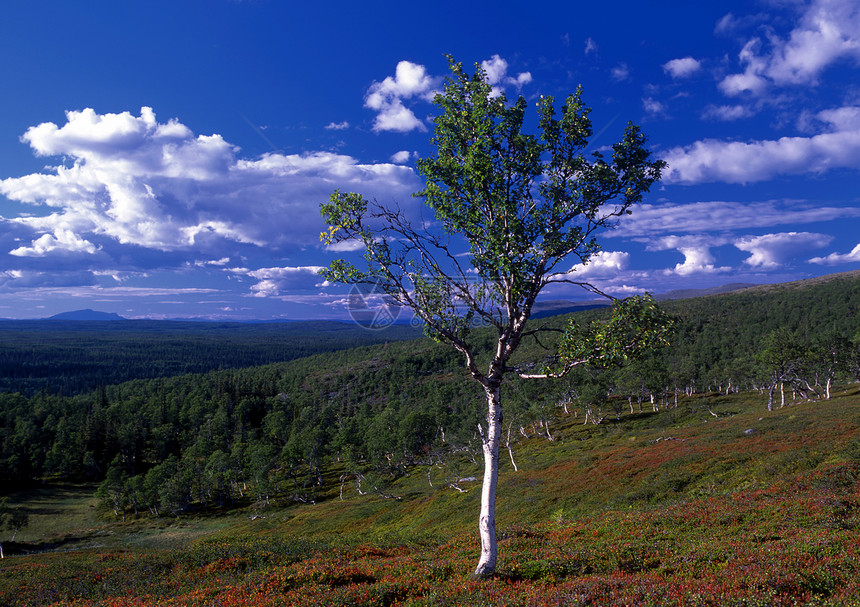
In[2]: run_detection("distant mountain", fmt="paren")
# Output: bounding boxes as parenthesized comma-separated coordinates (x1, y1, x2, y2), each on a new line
(531, 300, 611, 318)
(48, 309, 126, 321)
(530, 284, 759, 318)
(656, 283, 758, 301)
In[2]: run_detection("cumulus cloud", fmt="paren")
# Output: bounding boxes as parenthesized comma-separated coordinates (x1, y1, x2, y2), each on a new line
(363, 57, 531, 131)
(364, 61, 438, 133)
(10, 228, 99, 257)
(663, 57, 702, 79)
(390, 150, 416, 164)
(646, 235, 731, 276)
(735, 232, 832, 268)
(809, 243, 860, 265)
(565, 250, 630, 277)
(481, 55, 533, 97)
(661, 120, 860, 184)
(0, 107, 420, 262)
(240, 265, 327, 297)
(719, 0, 860, 95)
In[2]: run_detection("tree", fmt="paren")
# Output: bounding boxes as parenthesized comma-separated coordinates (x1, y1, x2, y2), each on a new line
(757, 328, 805, 410)
(807, 330, 850, 400)
(0, 497, 30, 559)
(321, 57, 668, 576)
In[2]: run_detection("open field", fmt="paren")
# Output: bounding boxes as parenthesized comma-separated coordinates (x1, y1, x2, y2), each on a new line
(2, 386, 858, 606)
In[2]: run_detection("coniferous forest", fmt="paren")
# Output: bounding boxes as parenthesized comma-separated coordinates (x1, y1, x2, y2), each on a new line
(1, 270, 859, 606)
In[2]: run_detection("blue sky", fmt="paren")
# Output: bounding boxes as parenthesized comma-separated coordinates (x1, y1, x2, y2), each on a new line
(1, 0, 859, 320)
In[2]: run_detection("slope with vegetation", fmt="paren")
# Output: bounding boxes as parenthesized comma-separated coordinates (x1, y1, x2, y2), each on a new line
(1, 387, 858, 606)
(0, 271, 858, 604)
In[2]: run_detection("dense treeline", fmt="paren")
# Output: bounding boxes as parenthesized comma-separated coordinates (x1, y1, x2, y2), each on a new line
(1, 272, 858, 518)
(0, 320, 420, 396)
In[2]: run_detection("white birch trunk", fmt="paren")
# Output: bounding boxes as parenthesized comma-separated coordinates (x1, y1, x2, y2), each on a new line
(505, 422, 518, 472)
(474, 385, 501, 577)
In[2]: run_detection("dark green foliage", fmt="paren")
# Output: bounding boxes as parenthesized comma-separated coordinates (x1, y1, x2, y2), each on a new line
(0, 319, 420, 396)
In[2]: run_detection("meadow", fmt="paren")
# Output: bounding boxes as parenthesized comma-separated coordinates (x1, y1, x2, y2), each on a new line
(2, 385, 858, 606)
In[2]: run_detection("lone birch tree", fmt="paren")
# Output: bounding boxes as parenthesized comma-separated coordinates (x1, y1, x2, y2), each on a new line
(320, 57, 669, 576)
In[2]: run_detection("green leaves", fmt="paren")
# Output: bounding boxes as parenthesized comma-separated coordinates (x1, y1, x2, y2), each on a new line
(557, 295, 675, 370)
(319, 58, 666, 392)
(319, 190, 369, 247)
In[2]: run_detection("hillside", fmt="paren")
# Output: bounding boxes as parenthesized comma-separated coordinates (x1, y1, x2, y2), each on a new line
(0, 270, 859, 604)
(1, 387, 858, 606)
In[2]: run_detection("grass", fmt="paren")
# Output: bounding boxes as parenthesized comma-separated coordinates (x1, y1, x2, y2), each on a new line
(2, 386, 859, 605)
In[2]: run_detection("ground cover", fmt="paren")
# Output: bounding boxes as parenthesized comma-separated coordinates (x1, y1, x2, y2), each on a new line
(1, 387, 858, 606)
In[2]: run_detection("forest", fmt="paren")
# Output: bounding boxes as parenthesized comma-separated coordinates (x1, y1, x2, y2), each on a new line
(1, 271, 858, 520)
(0, 319, 420, 396)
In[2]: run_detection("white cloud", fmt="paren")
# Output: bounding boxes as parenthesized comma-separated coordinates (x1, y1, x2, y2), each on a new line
(598, 284, 646, 296)
(809, 243, 860, 265)
(817, 106, 860, 130)
(364, 61, 438, 133)
(0, 107, 421, 263)
(616, 200, 860, 236)
(647, 235, 731, 276)
(735, 232, 832, 268)
(663, 57, 702, 79)
(611, 63, 630, 81)
(767, 0, 860, 84)
(481, 54, 532, 97)
(10, 228, 99, 257)
(363, 57, 531, 130)
(566, 250, 630, 277)
(719, 39, 770, 96)
(371, 99, 426, 133)
(701, 104, 755, 121)
(365, 61, 436, 105)
(584, 37, 597, 54)
(194, 257, 231, 267)
(390, 150, 414, 164)
(661, 124, 860, 184)
(481, 55, 509, 87)
(715, 13, 740, 35)
(324, 239, 366, 253)
(325, 121, 350, 130)
(241, 265, 327, 297)
(720, 0, 860, 95)
(643, 97, 665, 115)
(714, 11, 768, 35)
